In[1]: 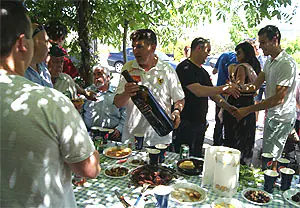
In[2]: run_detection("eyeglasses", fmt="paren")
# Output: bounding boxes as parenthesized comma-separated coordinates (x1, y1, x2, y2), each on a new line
(32, 24, 45, 38)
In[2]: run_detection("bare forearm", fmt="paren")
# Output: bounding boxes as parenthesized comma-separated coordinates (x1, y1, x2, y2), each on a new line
(247, 94, 285, 114)
(211, 95, 231, 111)
(114, 93, 131, 108)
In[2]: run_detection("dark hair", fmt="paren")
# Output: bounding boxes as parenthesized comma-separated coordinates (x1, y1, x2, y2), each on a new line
(258, 25, 281, 44)
(130, 29, 157, 45)
(45, 20, 68, 41)
(0, 1, 31, 57)
(235, 41, 261, 75)
(191, 37, 210, 51)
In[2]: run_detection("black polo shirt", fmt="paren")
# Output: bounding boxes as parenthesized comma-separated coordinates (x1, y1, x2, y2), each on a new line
(176, 59, 213, 124)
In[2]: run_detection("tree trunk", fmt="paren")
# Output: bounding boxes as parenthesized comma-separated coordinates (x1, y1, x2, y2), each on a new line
(122, 19, 129, 63)
(77, 0, 91, 86)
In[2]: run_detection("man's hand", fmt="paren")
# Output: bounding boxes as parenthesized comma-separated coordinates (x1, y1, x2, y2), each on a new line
(235, 107, 251, 121)
(124, 82, 140, 97)
(109, 129, 121, 140)
(222, 83, 240, 99)
(171, 110, 181, 129)
(84, 90, 97, 101)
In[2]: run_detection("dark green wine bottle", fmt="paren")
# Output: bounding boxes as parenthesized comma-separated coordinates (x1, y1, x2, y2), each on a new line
(121, 70, 174, 137)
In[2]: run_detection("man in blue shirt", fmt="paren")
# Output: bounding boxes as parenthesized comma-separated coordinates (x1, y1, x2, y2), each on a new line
(83, 65, 126, 141)
(24, 23, 53, 88)
(213, 52, 237, 145)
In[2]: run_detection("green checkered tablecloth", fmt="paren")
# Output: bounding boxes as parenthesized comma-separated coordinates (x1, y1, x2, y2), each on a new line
(74, 149, 300, 208)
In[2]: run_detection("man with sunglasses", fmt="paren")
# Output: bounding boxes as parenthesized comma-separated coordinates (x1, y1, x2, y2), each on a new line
(175, 37, 240, 157)
(0, 2, 101, 207)
(236, 25, 297, 170)
(24, 23, 53, 87)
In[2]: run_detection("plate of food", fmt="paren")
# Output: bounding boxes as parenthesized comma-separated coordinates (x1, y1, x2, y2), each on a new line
(130, 164, 176, 187)
(177, 158, 204, 175)
(283, 189, 300, 207)
(127, 156, 147, 167)
(104, 146, 132, 159)
(170, 182, 207, 205)
(211, 198, 244, 208)
(104, 165, 130, 179)
(242, 188, 272, 206)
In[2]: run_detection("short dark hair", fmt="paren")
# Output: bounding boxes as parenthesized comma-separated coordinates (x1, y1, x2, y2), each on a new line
(45, 20, 68, 41)
(0, 1, 31, 57)
(191, 37, 210, 51)
(258, 25, 281, 45)
(130, 29, 157, 45)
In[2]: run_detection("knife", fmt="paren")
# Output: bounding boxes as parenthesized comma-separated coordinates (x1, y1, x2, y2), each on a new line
(114, 190, 131, 208)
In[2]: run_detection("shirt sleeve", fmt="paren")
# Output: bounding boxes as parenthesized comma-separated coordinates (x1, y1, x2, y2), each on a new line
(53, 93, 95, 164)
(115, 107, 126, 134)
(276, 60, 296, 87)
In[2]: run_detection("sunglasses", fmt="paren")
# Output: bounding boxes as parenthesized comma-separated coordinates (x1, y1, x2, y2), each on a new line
(32, 24, 45, 38)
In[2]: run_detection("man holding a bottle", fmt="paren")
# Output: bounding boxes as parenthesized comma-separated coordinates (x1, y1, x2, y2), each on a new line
(114, 29, 185, 147)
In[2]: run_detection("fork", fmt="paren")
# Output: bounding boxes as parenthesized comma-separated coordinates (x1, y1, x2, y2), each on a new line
(133, 183, 150, 207)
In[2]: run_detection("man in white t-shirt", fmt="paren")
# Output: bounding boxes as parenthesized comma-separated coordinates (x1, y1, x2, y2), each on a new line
(236, 25, 297, 169)
(114, 29, 185, 146)
(0, 2, 101, 207)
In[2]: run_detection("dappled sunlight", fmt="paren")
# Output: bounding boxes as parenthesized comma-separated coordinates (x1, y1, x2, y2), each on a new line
(1, 75, 95, 207)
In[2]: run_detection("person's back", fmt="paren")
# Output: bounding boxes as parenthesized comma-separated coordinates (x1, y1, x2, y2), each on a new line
(1, 76, 93, 207)
(215, 52, 237, 86)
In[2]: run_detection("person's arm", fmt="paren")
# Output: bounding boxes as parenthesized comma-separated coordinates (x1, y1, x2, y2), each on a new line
(114, 82, 140, 108)
(171, 98, 185, 129)
(186, 82, 240, 98)
(76, 84, 96, 101)
(210, 94, 237, 114)
(239, 71, 265, 93)
(236, 85, 290, 120)
(67, 150, 101, 178)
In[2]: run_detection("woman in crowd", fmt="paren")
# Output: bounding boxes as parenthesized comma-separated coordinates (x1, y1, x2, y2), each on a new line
(223, 41, 261, 166)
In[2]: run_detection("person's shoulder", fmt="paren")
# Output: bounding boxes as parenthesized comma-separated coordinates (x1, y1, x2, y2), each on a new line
(60, 73, 74, 81)
(122, 60, 135, 71)
(176, 59, 190, 70)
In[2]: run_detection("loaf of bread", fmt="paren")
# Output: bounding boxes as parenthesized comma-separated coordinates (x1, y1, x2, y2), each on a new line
(179, 160, 195, 169)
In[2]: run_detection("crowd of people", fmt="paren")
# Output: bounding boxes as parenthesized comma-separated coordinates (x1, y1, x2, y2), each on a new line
(1, 1, 299, 207)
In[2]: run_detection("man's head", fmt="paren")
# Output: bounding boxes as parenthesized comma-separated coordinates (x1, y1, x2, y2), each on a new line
(258, 25, 281, 56)
(92, 65, 110, 89)
(190, 37, 211, 64)
(47, 45, 65, 78)
(130, 29, 157, 67)
(31, 24, 50, 64)
(0, 1, 33, 75)
(45, 20, 68, 46)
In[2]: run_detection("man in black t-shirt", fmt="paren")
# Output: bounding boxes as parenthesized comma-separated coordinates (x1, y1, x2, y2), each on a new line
(175, 37, 240, 157)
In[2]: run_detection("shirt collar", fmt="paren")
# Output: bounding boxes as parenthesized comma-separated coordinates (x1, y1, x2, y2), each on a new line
(131, 55, 164, 72)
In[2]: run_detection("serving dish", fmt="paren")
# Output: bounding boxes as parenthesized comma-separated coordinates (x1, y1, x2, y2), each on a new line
(177, 158, 204, 175)
(170, 182, 207, 205)
(241, 188, 272, 206)
(103, 146, 132, 159)
(127, 156, 147, 167)
(104, 165, 129, 179)
(283, 189, 300, 207)
(211, 198, 244, 208)
(130, 164, 177, 187)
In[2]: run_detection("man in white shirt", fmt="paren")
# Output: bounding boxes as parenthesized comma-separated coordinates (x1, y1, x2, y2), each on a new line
(236, 25, 297, 169)
(0, 2, 101, 207)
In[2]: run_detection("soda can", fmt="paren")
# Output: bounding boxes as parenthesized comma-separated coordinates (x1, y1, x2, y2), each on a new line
(94, 136, 103, 152)
(180, 144, 189, 159)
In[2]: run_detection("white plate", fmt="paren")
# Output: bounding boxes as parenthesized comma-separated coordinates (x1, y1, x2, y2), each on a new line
(103, 146, 132, 159)
(170, 182, 207, 205)
(241, 188, 272, 206)
(283, 189, 300, 207)
(127, 156, 148, 167)
(211, 198, 244, 208)
(104, 165, 129, 179)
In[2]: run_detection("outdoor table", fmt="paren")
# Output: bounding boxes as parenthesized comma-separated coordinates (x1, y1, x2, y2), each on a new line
(74, 147, 300, 208)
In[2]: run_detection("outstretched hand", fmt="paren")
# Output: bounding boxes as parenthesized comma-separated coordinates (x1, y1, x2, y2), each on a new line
(235, 107, 251, 121)
(222, 83, 240, 99)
